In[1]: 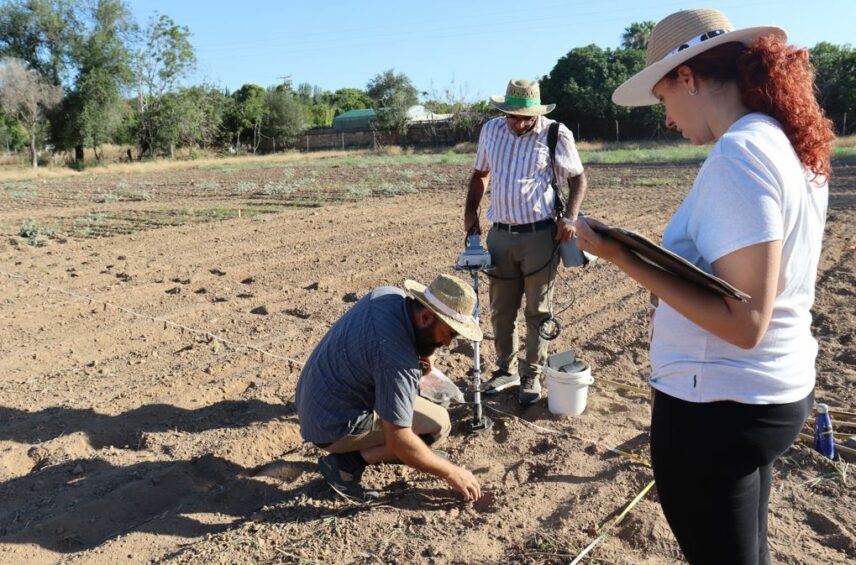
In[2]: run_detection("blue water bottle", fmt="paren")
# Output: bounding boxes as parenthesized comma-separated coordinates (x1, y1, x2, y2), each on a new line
(814, 403, 835, 459)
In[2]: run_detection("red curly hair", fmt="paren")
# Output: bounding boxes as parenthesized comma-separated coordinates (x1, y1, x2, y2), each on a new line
(668, 36, 835, 180)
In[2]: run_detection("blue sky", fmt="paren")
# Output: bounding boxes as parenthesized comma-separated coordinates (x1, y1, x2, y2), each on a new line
(127, 0, 855, 102)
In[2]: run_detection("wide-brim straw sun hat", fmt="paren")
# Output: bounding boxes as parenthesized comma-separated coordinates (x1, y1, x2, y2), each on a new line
(404, 274, 483, 342)
(490, 79, 556, 116)
(612, 8, 786, 107)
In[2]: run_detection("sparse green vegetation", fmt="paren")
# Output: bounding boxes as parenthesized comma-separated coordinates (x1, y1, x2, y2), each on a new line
(18, 219, 53, 246)
(346, 185, 371, 200)
(121, 191, 153, 201)
(636, 176, 680, 187)
(262, 181, 295, 195)
(7, 190, 34, 200)
(835, 145, 856, 159)
(1, 181, 35, 200)
(93, 193, 118, 203)
(18, 219, 39, 239)
(579, 145, 711, 164)
(2, 181, 33, 191)
(374, 182, 417, 196)
(233, 181, 257, 194)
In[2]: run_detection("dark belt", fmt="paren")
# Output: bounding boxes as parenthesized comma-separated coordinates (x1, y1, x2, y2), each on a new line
(493, 218, 555, 233)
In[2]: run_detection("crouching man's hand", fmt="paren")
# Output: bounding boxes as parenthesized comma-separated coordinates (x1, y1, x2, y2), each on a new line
(444, 465, 481, 501)
(383, 420, 481, 501)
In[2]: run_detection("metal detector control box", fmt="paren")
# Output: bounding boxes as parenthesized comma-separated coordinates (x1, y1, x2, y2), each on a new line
(546, 350, 587, 374)
(456, 234, 492, 271)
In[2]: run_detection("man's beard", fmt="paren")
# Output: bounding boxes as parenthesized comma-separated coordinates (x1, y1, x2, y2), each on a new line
(414, 320, 442, 358)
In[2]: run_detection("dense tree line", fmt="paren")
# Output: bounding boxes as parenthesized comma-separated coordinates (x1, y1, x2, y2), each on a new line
(0, 1, 853, 168)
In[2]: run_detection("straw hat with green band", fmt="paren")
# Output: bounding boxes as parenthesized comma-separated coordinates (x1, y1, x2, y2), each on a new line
(403, 274, 483, 342)
(490, 79, 556, 116)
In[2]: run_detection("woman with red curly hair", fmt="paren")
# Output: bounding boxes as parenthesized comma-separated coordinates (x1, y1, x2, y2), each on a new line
(575, 8, 834, 564)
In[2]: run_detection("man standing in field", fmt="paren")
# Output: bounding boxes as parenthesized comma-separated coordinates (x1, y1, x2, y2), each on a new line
(296, 274, 482, 502)
(464, 79, 588, 405)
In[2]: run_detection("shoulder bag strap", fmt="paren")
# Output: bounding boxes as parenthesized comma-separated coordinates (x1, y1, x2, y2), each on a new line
(547, 121, 565, 220)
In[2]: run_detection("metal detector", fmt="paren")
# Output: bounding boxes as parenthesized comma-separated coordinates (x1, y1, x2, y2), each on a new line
(454, 232, 494, 433)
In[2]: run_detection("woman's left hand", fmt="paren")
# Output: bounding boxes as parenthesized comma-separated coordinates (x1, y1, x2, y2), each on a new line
(575, 218, 632, 264)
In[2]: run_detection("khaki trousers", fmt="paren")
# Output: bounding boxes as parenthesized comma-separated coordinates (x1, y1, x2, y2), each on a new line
(486, 223, 558, 379)
(322, 396, 451, 454)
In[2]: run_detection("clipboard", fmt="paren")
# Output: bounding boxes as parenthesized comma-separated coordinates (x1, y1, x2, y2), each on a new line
(601, 227, 751, 302)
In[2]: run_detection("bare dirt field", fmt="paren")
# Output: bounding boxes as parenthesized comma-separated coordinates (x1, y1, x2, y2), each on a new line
(0, 156, 853, 564)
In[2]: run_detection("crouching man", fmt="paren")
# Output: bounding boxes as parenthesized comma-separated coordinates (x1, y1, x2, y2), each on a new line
(296, 274, 483, 501)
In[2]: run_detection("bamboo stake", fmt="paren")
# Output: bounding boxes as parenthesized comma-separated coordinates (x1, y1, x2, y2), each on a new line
(594, 378, 648, 396)
(570, 480, 656, 565)
(827, 408, 856, 419)
(805, 417, 856, 429)
(797, 433, 856, 458)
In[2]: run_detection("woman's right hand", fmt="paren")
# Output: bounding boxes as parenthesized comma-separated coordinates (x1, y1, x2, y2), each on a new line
(575, 218, 633, 265)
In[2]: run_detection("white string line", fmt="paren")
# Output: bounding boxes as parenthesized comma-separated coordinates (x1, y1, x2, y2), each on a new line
(0, 269, 305, 371)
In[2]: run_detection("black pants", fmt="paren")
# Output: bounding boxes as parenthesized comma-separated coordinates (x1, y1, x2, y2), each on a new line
(651, 389, 812, 565)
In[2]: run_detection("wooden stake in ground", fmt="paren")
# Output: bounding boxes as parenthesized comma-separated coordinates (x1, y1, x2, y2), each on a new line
(569, 480, 656, 565)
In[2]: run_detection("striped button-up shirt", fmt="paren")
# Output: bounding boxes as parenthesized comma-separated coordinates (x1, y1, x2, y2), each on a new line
(474, 116, 584, 224)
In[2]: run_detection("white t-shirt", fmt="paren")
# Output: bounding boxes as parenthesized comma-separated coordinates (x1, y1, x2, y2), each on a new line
(650, 113, 827, 404)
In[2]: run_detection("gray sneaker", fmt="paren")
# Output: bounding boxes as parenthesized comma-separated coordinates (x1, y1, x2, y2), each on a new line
(482, 369, 520, 395)
(318, 455, 380, 501)
(518, 373, 542, 405)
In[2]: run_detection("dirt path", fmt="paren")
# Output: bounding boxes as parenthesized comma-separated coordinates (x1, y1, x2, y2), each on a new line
(0, 159, 853, 564)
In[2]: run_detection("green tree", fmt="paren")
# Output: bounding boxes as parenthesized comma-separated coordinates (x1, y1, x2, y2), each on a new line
(0, 111, 28, 153)
(541, 44, 663, 140)
(366, 69, 418, 109)
(0, 57, 63, 167)
(57, 0, 136, 161)
(231, 83, 266, 152)
(303, 103, 333, 128)
(135, 13, 196, 156)
(367, 69, 418, 132)
(264, 88, 306, 150)
(0, 0, 80, 86)
(810, 42, 856, 135)
(331, 87, 373, 115)
(449, 100, 495, 142)
(156, 85, 228, 155)
(295, 82, 314, 103)
(621, 21, 655, 50)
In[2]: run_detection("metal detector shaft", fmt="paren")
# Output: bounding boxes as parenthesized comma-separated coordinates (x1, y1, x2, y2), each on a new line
(471, 270, 483, 424)
(454, 232, 493, 433)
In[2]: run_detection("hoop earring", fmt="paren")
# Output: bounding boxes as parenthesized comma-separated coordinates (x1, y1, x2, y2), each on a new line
(688, 88, 698, 96)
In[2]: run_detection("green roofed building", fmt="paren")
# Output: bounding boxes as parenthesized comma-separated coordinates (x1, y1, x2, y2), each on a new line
(332, 109, 377, 131)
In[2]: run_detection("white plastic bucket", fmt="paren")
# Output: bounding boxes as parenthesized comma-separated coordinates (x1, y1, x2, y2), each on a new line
(543, 361, 594, 416)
